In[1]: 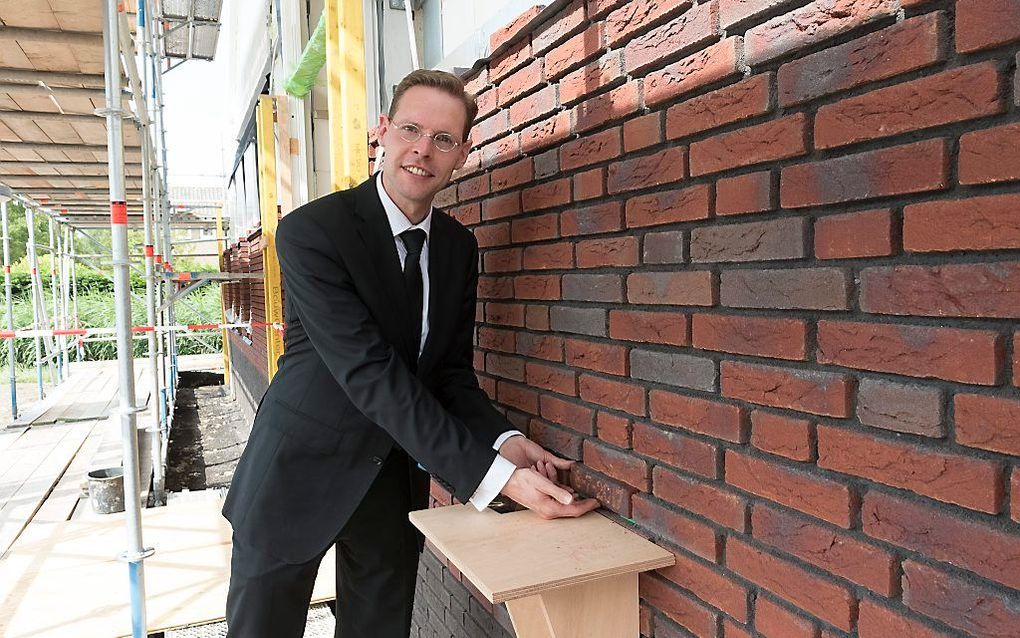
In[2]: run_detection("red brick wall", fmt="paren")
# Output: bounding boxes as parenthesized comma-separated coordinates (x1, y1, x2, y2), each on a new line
(425, 1, 1020, 636)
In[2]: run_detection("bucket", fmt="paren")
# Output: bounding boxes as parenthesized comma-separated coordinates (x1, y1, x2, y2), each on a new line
(87, 467, 125, 514)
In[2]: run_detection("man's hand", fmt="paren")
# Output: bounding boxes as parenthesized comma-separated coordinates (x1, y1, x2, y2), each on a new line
(499, 435, 572, 483)
(500, 467, 600, 520)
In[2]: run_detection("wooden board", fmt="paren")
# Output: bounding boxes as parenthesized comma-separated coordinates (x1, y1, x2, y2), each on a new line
(409, 505, 675, 604)
(0, 498, 337, 638)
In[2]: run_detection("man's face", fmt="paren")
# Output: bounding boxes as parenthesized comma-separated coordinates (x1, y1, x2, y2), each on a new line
(377, 85, 472, 210)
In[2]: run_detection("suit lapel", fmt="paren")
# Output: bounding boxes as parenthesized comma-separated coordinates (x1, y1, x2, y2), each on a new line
(418, 211, 455, 374)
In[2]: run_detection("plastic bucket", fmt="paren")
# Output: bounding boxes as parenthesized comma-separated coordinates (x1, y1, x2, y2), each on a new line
(87, 467, 125, 514)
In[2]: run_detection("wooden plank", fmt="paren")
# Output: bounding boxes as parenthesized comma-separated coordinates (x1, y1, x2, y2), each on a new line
(0, 425, 69, 487)
(0, 427, 27, 455)
(31, 419, 105, 525)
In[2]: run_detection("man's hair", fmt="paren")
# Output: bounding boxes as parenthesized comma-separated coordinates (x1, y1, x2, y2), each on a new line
(388, 69, 478, 141)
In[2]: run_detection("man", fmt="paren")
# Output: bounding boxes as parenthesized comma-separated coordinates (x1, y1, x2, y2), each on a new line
(222, 69, 600, 638)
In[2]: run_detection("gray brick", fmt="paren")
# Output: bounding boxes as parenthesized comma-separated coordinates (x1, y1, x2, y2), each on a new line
(720, 267, 851, 310)
(562, 274, 624, 302)
(691, 217, 807, 263)
(643, 230, 686, 264)
(534, 148, 559, 179)
(630, 348, 717, 391)
(550, 306, 607, 336)
(857, 378, 945, 437)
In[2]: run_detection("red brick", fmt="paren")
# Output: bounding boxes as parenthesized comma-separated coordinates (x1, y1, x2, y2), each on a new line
(560, 201, 623, 237)
(622, 2, 717, 74)
(532, 0, 586, 54)
(955, 394, 1020, 456)
(608, 147, 686, 194)
(625, 183, 710, 228)
(434, 184, 457, 208)
(605, 0, 692, 46)
(653, 466, 749, 531)
(497, 380, 539, 413)
(715, 170, 773, 217)
(860, 261, 1020, 319)
(564, 338, 628, 375)
(579, 374, 646, 416)
(587, 0, 628, 20)
(508, 85, 558, 129)
(609, 310, 688, 346)
(856, 378, 945, 438)
(1015, 332, 1020, 388)
(531, 419, 584, 460)
(572, 168, 605, 201)
(1013, 468, 1020, 524)
(545, 22, 604, 80)
(632, 496, 719, 561)
(639, 575, 720, 637)
(863, 490, 1020, 591)
(781, 139, 948, 208)
(956, 0, 1020, 52)
(480, 134, 522, 170)
(478, 275, 513, 299)
(559, 51, 624, 105)
(457, 174, 490, 201)
(574, 83, 640, 133)
(778, 12, 945, 107)
(659, 551, 751, 622)
(755, 596, 817, 638)
(721, 361, 852, 418)
(526, 361, 576, 395)
(726, 537, 854, 631)
(490, 157, 533, 192)
(960, 122, 1020, 184)
(522, 242, 574, 270)
(463, 67, 488, 97)
(482, 191, 521, 221)
(644, 37, 742, 107)
(623, 112, 663, 152)
(750, 411, 814, 462)
(474, 222, 510, 248)
(858, 599, 955, 638)
(511, 213, 558, 243)
(815, 208, 894, 259)
(817, 320, 1003, 385)
(575, 236, 638, 269)
(692, 313, 807, 361)
(478, 326, 516, 353)
(521, 111, 572, 155)
(596, 411, 630, 447)
(745, 0, 898, 65)
(723, 619, 753, 638)
(666, 74, 771, 140)
(818, 424, 1003, 514)
(486, 352, 525, 381)
(560, 127, 622, 171)
(490, 38, 532, 82)
(489, 5, 544, 51)
(633, 421, 719, 479)
(497, 59, 544, 108)
(486, 302, 525, 327)
(904, 193, 1020, 252)
(690, 113, 808, 176)
(718, 0, 796, 29)
(513, 274, 560, 300)
(474, 88, 497, 119)
(690, 217, 808, 263)
(815, 62, 1004, 149)
(516, 333, 563, 363)
(627, 270, 715, 306)
(902, 560, 1020, 637)
(483, 247, 522, 273)
(571, 462, 633, 515)
(650, 389, 746, 443)
(449, 202, 480, 226)
(583, 439, 649, 490)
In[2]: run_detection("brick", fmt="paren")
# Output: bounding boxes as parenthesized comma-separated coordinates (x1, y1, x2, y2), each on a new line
(516, 332, 563, 362)
(522, 183, 571, 217)
(608, 147, 686, 194)
(560, 201, 622, 236)
(474, 88, 497, 119)
(815, 62, 1004, 149)
(478, 275, 513, 299)
(666, 74, 772, 140)
(781, 139, 948, 208)
(434, 185, 457, 208)
(497, 381, 539, 413)
(625, 183, 710, 228)
(623, 2, 717, 74)
(560, 127, 622, 171)
(721, 361, 852, 417)
(596, 411, 630, 447)
(690, 113, 808, 176)
(562, 273, 623, 302)
(490, 38, 532, 82)
(448, 202, 480, 227)
(1015, 332, 1020, 388)
(653, 466, 749, 531)
(817, 320, 1003, 385)
(720, 267, 850, 311)
(745, 0, 898, 66)
(609, 310, 688, 346)
(457, 174, 490, 201)
(574, 83, 641, 133)
(863, 490, 1020, 591)
(483, 247, 522, 273)
(513, 274, 560, 300)
(856, 378, 944, 437)
(490, 157, 533, 192)
(489, 5, 544, 51)
(692, 313, 808, 360)
(463, 67, 489, 97)
(755, 596, 817, 638)
(511, 213, 558, 243)
(904, 193, 1020, 252)
(575, 237, 639, 268)
(858, 599, 955, 638)
(727, 450, 854, 527)
(545, 22, 604, 80)
(531, 420, 584, 460)
(657, 550, 751, 622)
(902, 560, 1020, 637)
(639, 575, 719, 637)
(728, 537, 854, 631)
(630, 349, 717, 392)
(960, 122, 1020, 184)
(956, 0, 1020, 52)
(644, 38, 742, 107)
(532, 0, 586, 54)
(719, 0, 797, 29)
(817, 424, 1003, 514)
(623, 112, 663, 152)
(478, 327, 516, 353)
(750, 410, 814, 462)
(523, 241, 574, 270)
(564, 338, 628, 375)
(691, 217, 807, 263)
(579, 374, 646, 415)
(481, 133, 522, 169)
(521, 111, 572, 155)
(778, 12, 945, 107)
(814, 209, 894, 259)
(642, 230, 685, 264)
(559, 51, 624, 105)
(1013, 469, 1020, 524)
(627, 270, 715, 305)
(534, 148, 558, 179)
(497, 59, 544, 107)
(633, 422, 719, 479)
(571, 463, 633, 515)
(525, 361, 575, 395)
(572, 168, 605, 201)
(650, 389, 746, 443)
(584, 439, 649, 490)
(587, 0, 629, 20)
(474, 222, 510, 248)
(486, 353, 525, 381)
(955, 394, 1020, 456)
(605, 0, 692, 47)
(715, 170, 773, 216)
(632, 495, 719, 561)
(549, 306, 606, 336)
(723, 619, 754, 638)
(508, 85, 558, 129)
(860, 261, 1020, 319)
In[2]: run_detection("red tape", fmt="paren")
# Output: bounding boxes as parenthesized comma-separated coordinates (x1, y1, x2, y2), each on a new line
(53, 329, 88, 336)
(131, 326, 155, 333)
(111, 202, 128, 225)
(144, 245, 154, 257)
(0, 331, 14, 339)
(187, 323, 218, 330)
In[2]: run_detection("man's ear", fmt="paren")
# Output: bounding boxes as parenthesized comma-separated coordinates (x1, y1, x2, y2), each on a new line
(377, 114, 390, 147)
(454, 136, 472, 170)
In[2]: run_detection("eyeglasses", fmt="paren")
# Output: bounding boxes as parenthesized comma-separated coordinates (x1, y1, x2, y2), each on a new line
(394, 122, 462, 153)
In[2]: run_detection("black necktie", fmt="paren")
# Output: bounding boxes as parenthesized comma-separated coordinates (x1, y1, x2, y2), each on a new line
(399, 228, 427, 367)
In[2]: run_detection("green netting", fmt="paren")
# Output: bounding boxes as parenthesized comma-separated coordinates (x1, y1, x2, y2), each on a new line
(283, 14, 327, 98)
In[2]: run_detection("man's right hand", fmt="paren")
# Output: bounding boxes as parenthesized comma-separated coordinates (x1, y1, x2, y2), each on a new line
(500, 467, 600, 519)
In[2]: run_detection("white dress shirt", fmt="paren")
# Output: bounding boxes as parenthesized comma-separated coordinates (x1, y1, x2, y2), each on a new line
(376, 174, 521, 510)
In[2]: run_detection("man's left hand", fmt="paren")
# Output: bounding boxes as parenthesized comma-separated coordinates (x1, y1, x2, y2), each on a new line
(499, 435, 573, 484)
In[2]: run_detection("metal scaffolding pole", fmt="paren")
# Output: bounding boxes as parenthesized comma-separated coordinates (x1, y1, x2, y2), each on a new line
(1, 199, 16, 419)
(69, 229, 84, 361)
(47, 218, 63, 382)
(102, 0, 150, 634)
(25, 207, 44, 399)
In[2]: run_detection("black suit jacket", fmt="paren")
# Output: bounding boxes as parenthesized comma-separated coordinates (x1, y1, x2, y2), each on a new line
(223, 176, 512, 564)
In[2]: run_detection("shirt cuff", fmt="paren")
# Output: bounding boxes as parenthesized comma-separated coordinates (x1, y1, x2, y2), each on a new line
(467, 453, 517, 511)
(492, 430, 524, 451)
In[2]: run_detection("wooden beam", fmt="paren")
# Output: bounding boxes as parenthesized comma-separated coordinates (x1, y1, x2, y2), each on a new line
(0, 69, 105, 88)
(0, 110, 122, 124)
(0, 161, 142, 170)
(0, 27, 103, 47)
(0, 141, 141, 153)
(325, 0, 368, 192)
(0, 83, 113, 101)
(256, 95, 285, 379)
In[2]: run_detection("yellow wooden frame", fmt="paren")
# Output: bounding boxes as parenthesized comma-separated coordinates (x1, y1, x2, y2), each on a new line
(215, 207, 231, 386)
(256, 95, 285, 379)
(325, 0, 369, 191)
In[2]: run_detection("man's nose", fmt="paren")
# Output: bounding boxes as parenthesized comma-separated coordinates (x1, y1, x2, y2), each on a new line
(411, 134, 432, 156)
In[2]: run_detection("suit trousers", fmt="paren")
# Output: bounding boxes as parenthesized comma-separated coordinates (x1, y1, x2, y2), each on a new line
(225, 447, 421, 638)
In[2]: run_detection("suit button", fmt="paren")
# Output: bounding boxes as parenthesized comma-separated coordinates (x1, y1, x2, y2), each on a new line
(371, 455, 384, 466)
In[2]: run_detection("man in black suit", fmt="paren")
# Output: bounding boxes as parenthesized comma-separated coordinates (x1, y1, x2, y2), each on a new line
(222, 69, 599, 638)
